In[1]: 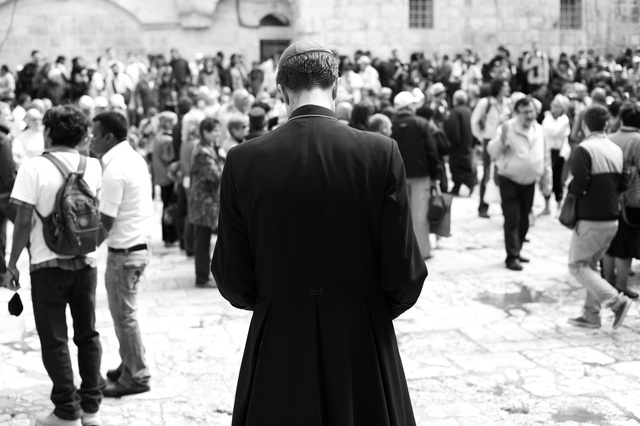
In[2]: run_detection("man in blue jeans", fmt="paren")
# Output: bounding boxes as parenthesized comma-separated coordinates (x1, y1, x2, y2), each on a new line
(566, 104, 632, 329)
(91, 111, 153, 397)
(5, 105, 103, 426)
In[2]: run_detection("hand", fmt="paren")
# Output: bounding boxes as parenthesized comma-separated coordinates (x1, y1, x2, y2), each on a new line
(6, 265, 20, 290)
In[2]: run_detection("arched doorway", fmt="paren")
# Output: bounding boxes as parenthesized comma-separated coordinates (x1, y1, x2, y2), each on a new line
(259, 13, 291, 63)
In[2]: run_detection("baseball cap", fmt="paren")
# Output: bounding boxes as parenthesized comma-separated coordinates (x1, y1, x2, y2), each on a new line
(278, 41, 334, 68)
(394, 91, 418, 109)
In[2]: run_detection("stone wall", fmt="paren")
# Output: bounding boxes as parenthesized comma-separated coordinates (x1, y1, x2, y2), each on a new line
(0, 0, 635, 69)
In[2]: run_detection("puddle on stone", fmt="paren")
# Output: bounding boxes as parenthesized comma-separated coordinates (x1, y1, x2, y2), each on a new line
(476, 286, 556, 313)
(551, 406, 607, 424)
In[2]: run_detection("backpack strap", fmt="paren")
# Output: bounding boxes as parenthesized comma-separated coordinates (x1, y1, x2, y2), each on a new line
(42, 152, 87, 177)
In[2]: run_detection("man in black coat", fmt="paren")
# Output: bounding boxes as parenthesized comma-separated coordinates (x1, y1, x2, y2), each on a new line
(445, 90, 477, 195)
(212, 41, 427, 426)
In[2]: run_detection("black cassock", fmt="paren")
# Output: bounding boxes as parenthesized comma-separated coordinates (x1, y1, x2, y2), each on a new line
(212, 104, 427, 426)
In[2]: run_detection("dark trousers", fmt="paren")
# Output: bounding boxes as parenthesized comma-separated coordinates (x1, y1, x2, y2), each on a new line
(194, 224, 213, 284)
(0, 196, 17, 274)
(31, 266, 102, 420)
(160, 184, 178, 244)
(478, 139, 491, 213)
(498, 176, 535, 262)
(175, 184, 194, 253)
(550, 149, 565, 203)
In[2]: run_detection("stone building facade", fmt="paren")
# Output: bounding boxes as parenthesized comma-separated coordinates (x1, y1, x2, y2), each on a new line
(0, 0, 637, 68)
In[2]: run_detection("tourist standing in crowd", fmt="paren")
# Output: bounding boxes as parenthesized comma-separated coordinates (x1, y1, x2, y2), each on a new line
(152, 111, 179, 246)
(522, 42, 550, 93)
(445, 90, 476, 195)
(220, 114, 247, 158)
(188, 117, 224, 288)
(391, 90, 441, 259)
(5, 105, 103, 426)
(368, 112, 393, 136)
(91, 111, 153, 397)
(13, 108, 45, 166)
(566, 104, 632, 329)
(170, 48, 191, 98)
(0, 65, 16, 102)
(212, 40, 426, 426)
(540, 94, 571, 214)
(487, 97, 548, 271)
(602, 102, 640, 300)
(471, 78, 512, 218)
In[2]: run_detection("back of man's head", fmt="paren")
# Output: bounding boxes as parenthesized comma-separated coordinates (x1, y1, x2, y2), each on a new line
(44, 105, 89, 148)
(92, 111, 129, 141)
(583, 104, 609, 133)
(276, 41, 338, 92)
(248, 107, 267, 131)
(620, 101, 640, 129)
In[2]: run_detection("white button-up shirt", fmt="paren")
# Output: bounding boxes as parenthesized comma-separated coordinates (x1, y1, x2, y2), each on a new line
(100, 141, 152, 249)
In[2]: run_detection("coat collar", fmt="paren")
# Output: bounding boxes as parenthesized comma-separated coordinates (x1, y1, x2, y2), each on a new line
(288, 104, 336, 121)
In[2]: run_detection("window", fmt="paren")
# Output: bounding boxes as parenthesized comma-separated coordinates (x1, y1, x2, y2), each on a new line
(614, 0, 640, 24)
(560, 0, 582, 29)
(409, 0, 434, 29)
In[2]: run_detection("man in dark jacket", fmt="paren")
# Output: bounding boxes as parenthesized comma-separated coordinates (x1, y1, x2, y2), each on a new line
(391, 90, 441, 259)
(0, 111, 17, 285)
(212, 41, 427, 426)
(444, 90, 476, 195)
(567, 104, 632, 329)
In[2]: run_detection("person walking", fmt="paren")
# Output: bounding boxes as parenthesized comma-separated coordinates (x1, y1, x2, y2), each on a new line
(566, 104, 632, 329)
(444, 90, 476, 195)
(391, 91, 442, 259)
(5, 105, 103, 426)
(471, 78, 512, 218)
(212, 41, 427, 426)
(602, 102, 640, 300)
(91, 111, 153, 396)
(487, 97, 549, 271)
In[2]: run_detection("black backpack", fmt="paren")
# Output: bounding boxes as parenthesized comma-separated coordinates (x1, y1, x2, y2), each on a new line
(36, 153, 103, 256)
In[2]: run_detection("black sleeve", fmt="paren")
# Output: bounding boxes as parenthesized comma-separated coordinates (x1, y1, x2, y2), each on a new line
(423, 122, 443, 181)
(379, 140, 428, 319)
(211, 151, 257, 310)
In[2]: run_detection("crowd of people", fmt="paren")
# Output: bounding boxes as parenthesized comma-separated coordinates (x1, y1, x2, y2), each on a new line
(2, 39, 640, 425)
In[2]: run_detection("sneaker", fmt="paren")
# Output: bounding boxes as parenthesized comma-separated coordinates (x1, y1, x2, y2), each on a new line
(613, 297, 632, 329)
(568, 316, 601, 329)
(81, 410, 101, 426)
(478, 211, 490, 219)
(35, 413, 81, 426)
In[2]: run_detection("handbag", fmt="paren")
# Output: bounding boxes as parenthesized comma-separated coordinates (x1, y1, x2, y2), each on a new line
(430, 193, 453, 237)
(559, 192, 578, 229)
(427, 185, 446, 225)
(8, 292, 23, 316)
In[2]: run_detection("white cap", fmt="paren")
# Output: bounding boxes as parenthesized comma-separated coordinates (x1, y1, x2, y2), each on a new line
(394, 91, 418, 109)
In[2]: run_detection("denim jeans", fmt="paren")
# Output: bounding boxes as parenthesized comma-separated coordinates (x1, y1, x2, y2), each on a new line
(406, 176, 432, 258)
(105, 250, 150, 387)
(194, 225, 213, 284)
(498, 176, 535, 262)
(30, 266, 102, 420)
(568, 220, 621, 320)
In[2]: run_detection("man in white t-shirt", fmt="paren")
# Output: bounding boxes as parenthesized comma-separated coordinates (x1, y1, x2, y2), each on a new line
(90, 111, 153, 398)
(5, 105, 103, 426)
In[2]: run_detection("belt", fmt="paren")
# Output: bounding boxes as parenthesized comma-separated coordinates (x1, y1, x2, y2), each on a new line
(108, 244, 147, 254)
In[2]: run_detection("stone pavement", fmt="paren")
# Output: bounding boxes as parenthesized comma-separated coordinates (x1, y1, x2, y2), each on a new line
(2, 191, 640, 426)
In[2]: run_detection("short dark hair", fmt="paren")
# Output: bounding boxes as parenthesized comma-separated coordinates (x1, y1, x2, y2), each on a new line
(489, 78, 506, 98)
(199, 117, 220, 136)
(92, 111, 128, 141)
(31, 50, 39, 57)
(43, 106, 89, 148)
(248, 107, 267, 131)
(583, 104, 609, 132)
(619, 101, 640, 129)
(514, 96, 534, 113)
(276, 51, 339, 92)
